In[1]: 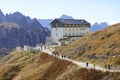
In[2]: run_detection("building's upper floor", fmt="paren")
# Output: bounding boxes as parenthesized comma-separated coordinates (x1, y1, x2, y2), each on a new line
(50, 19, 90, 28)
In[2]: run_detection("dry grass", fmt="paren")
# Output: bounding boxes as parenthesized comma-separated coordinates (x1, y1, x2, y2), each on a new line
(0, 51, 74, 80)
(0, 50, 120, 80)
(56, 23, 120, 66)
(68, 68, 120, 80)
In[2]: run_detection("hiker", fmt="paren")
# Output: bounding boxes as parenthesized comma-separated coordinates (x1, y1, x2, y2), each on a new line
(56, 52, 59, 56)
(63, 55, 66, 58)
(44, 46, 46, 49)
(86, 62, 88, 67)
(54, 51, 57, 56)
(105, 64, 107, 69)
(55, 52, 57, 56)
(52, 51, 55, 55)
(61, 55, 63, 58)
(108, 64, 110, 69)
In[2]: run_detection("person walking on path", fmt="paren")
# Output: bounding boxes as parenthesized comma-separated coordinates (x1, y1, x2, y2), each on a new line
(86, 62, 88, 67)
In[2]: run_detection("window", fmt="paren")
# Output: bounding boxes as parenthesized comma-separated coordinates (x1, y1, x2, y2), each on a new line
(72, 24, 74, 27)
(73, 33, 74, 36)
(80, 28, 85, 30)
(65, 33, 67, 36)
(79, 33, 81, 36)
(82, 28, 86, 30)
(76, 33, 78, 36)
(69, 33, 71, 36)
(69, 24, 71, 27)
(65, 24, 67, 27)
(76, 24, 78, 27)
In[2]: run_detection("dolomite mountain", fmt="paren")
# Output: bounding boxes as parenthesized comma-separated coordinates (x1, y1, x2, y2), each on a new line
(0, 10, 50, 55)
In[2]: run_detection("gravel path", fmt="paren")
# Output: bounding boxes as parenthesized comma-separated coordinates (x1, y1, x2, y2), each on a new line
(42, 48, 120, 72)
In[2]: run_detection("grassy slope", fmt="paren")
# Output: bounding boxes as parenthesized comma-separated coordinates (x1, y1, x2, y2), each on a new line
(56, 23, 120, 66)
(0, 51, 75, 80)
(0, 51, 120, 80)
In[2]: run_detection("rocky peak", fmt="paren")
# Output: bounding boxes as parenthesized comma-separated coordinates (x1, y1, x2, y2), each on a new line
(29, 18, 43, 29)
(60, 14, 73, 19)
(90, 22, 109, 32)
(12, 12, 24, 19)
(0, 10, 50, 54)
(18, 16, 28, 29)
(0, 9, 5, 22)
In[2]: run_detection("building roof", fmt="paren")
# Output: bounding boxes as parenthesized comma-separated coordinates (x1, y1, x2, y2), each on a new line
(51, 19, 90, 25)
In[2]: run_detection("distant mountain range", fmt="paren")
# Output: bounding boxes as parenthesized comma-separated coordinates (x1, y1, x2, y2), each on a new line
(90, 22, 109, 32)
(0, 10, 50, 55)
(39, 14, 109, 31)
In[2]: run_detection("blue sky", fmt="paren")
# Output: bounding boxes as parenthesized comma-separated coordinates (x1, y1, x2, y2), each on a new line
(0, 0, 120, 24)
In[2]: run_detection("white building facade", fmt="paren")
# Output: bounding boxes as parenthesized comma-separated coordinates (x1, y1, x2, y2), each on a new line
(50, 19, 90, 44)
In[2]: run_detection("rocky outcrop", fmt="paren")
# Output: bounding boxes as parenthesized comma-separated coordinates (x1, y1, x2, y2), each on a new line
(0, 19, 49, 49)
(0, 10, 50, 52)
(0, 22, 25, 49)
(0, 10, 5, 23)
